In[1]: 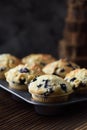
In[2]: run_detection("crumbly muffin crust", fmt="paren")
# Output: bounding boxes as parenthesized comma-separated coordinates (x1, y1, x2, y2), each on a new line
(65, 68, 87, 93)
(5, 64, 36, 90)
(22, 54, 56, 67)
(43, 59, 80, 78)
(0, 53, 20, 79)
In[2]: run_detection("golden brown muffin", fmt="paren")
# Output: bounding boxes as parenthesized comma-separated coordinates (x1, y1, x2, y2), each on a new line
(65, 68, 87, 94)
(5, 64, 35, 90)
(0, 53, 20, 79)
(22, 54, 56, 68)
(28, 75, 73, 103)
(43, 59, 80, 78)
(5, 64, 44, 90)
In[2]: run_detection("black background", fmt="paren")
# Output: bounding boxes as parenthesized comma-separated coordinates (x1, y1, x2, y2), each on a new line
(0, 0, 67, 58)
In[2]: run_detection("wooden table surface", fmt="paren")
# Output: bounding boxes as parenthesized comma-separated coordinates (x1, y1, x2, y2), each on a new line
(1, 88, 87, 130)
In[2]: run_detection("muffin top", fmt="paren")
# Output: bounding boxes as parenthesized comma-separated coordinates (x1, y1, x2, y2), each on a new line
(5, 64, 37, 85)
(22, 53, 56, 67)
(29, 64, 44, 75)
(28, 75, 73, 97)
(65, 68, 87, 90)
(43, 59, 80, 78)
(0, 53, 20, 70)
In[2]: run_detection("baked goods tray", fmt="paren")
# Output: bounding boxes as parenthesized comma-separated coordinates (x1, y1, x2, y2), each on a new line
(1, 80, 87, 115)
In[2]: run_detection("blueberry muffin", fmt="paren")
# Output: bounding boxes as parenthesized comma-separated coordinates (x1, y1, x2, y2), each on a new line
(65, 68, 87, 94)
(43, 59, 80, 78)
(0, 53, 20, 79)
(28, 75, 73, 103)
(22, 54, 56, 68)
(5, 64, 37, 90)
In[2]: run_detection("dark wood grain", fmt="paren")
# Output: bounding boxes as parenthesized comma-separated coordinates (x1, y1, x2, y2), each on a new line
(1, 88, 87, 130)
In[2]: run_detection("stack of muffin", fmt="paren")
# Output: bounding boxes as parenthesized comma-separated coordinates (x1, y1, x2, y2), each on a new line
(58, 0, 87, 67)
(0, 53, 87, 103)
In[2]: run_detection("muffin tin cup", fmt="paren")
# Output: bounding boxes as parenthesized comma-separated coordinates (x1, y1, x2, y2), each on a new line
(34, 105, 65, 115)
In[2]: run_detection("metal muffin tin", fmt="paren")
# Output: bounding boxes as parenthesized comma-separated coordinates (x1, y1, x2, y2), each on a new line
(1, 80, 87, 115)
